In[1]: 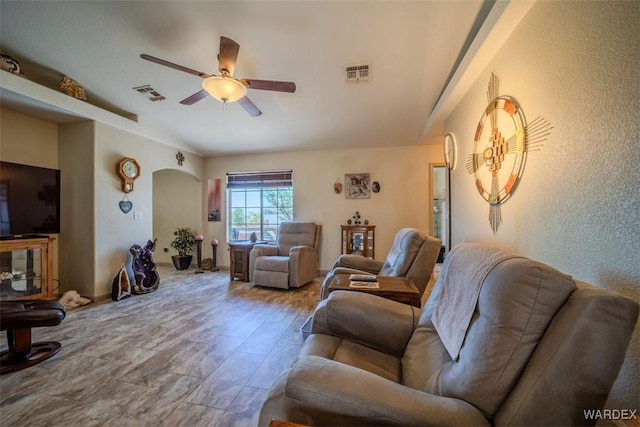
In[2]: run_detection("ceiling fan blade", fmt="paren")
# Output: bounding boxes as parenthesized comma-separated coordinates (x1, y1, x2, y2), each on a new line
(180, 89, 209, 105)
(140, 54, 211, 78)
(241, 79, 296, 93)
(218, 36, 240, 77)
(238, 96, 262, 117)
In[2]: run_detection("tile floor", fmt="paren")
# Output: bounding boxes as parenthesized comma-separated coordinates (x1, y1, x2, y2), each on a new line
(1, 266, 321, 427)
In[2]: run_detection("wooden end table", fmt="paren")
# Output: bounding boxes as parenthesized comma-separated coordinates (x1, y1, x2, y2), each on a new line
(328, 274, 421, 307)
(228, 240, 266, 281)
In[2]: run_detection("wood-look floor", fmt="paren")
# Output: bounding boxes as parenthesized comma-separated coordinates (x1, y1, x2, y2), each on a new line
(1, 266, 321, 427)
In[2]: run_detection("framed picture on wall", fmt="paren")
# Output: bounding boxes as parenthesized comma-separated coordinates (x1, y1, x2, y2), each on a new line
(208, 178, 222, 221)
(345, 173, 371, 199)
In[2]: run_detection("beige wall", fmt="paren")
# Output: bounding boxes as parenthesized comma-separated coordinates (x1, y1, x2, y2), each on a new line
(205, 144, 442, 271)
(444, 0, 639, 410)
(58, 121, 95, 297)
(0, 109, 58, 167)
(153, 169, 202, 265)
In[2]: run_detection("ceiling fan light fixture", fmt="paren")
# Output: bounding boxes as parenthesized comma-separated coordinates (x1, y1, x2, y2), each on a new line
(202, 76, 247, 103)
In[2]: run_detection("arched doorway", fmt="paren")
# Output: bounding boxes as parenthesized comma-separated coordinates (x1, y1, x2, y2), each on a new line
(152, 169, 202, 265)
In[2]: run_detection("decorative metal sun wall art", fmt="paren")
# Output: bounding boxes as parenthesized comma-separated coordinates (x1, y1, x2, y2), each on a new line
(466, 73, 552, 233)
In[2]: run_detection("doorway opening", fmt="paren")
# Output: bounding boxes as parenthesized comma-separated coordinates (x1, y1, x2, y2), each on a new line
(430, 163, 449, 262)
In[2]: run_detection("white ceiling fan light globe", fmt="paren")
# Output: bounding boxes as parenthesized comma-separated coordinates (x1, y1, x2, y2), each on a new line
(202, 76, 247, 103)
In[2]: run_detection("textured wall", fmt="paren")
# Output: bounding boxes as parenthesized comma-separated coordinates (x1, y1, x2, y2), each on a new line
(445, 1, 639, 410)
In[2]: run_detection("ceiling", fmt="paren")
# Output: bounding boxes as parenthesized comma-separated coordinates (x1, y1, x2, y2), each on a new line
(0, 1, 495, 157)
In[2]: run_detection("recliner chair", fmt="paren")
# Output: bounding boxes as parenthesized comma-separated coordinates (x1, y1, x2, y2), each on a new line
(320, 228, 441, 300)
(259, 243, 639, 426)
(249, 221, 321, 289)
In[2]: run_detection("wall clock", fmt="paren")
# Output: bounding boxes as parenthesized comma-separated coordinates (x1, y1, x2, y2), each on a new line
(117, 157, 140, 193)
(443, 132, 457, 170)
(466, 73, 551, 233)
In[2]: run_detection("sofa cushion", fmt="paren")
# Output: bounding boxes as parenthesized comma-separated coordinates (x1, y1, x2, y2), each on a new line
(252, 270, 289, 289)
(378, 228, 425, 277)
(300, 334, 402, 383)
(494, 281, 640, 425)
(254, 255, 289, 273)
(402, 255, 576, 418)
(277, 222, 318, 255)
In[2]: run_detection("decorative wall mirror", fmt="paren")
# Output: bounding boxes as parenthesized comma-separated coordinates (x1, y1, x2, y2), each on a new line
(430, 163, 449, 261)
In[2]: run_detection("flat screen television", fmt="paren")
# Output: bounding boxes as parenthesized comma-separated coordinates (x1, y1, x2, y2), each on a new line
(0, 161, 61, 238)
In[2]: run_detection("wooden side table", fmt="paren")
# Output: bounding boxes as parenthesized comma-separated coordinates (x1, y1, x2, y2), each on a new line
(228, 241, 265, 281)
(328, 274, 421, 307)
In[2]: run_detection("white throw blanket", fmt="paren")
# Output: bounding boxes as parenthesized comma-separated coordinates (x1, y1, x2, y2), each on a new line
(432, 243, 517, 361)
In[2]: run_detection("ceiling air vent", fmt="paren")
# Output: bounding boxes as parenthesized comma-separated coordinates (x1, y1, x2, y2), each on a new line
(345, 64, 370, 82)
(133, 85, 166, 102)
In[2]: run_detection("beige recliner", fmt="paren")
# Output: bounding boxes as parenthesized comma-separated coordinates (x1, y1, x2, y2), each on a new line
(259, 243, 639, 426)
(249, 222, 321, 289)
(320, 228, 441, 300)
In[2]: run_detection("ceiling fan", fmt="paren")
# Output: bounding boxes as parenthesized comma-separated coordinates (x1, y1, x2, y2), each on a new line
(140, 36, 296, 117)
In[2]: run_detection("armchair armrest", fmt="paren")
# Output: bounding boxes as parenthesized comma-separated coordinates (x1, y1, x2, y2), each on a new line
(249, 244, 279, 281)
(283, 355, 490, 426)
(289, 245, 316, 256)
(333, 254, 384, 274)
(251, 244, 279, 257)
(288, 246, 319, 287)
(312, 291, 419, 356)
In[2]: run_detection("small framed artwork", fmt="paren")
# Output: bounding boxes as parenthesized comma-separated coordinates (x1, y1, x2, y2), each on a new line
(208, 178, 222, 221)
(345, 173, 371, 199)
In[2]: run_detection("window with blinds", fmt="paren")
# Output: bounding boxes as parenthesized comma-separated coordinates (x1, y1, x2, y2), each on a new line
(227, 170, 293, 242)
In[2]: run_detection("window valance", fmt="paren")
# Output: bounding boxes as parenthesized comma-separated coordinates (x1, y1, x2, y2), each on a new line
(226, 170, 293, 189)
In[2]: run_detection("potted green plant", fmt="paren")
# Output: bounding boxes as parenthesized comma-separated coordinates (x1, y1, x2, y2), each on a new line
(170, 227, 196, 270)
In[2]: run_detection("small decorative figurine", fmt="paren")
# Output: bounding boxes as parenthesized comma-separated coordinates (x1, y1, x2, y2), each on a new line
(334, 178, 343, 194)
(0, 54, 21, 74)
(176, 151, 185, 166)
(130, 239, 160, 294)
(352, 211, 362, 225)
(111, 265, 131, 301)
(59, 76, 87, 100)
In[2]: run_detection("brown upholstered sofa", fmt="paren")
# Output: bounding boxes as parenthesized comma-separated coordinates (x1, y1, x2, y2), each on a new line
(259, 243, 639, 426)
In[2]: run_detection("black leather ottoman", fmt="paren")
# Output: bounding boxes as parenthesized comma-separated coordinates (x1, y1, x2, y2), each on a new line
(1, 300, 66, 375)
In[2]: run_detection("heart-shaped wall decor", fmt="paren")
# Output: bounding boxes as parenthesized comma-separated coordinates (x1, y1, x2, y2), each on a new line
(119, 200, 133, 214)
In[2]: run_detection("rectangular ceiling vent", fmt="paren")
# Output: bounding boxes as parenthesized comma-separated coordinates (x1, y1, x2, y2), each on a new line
(345, 64, 370, 82)
(133, 85, 166, 102)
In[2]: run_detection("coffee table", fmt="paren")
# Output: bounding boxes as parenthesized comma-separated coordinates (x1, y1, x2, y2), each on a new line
(328, 274, 421, 307)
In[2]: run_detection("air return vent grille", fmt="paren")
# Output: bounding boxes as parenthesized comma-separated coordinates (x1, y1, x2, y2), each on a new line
(345, 64, 370, 82)
(133, 85, 166, 101)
